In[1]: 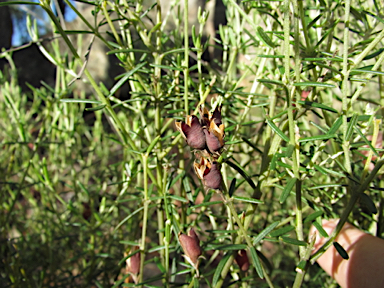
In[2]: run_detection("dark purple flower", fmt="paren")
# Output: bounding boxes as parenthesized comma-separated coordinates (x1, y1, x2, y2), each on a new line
(176, 115, 206, 150)
(194, 158, 222, 190)
(235, 249, 250, 272)
(203, 161, 222, 190)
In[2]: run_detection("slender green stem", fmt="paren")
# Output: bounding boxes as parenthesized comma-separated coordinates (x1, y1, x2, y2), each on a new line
(213, 254, 236, 288)
(341, 0, 352, 175)
(102, 1, 123, 47)
(361, 119, 381, 181)
(139, 154, 149, 285)
(183, 0, 189, 115)
(220, 192, 252, 248)
(351, 47, 384, 103)
(289, 0, 305, 260)
(292, 0, 301, 84)
(295, 179, 304, 258)
(292, 236, 316, 288)
(297, 0, 311, 54)
(283, 0, 290, 84)
(351, 27, 384, 71)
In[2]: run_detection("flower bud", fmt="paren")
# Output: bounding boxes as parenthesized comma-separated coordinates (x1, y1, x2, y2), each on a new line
(125, 249, 140, 284)
(178, 229, 202, 273)
(176, 115, 206, 150)
(235, 249, 250, 272)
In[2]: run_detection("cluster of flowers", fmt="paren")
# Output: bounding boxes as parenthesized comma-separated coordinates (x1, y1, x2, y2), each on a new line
(124, 106, 252, 282)
(176, 105, 225, 190)
(173, 105, 226, 273)
(124, 107, 249, 281)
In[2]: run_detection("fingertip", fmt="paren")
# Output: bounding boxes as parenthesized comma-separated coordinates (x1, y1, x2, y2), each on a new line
(311, 219, 384, 288)
(309, 219, 338, 250)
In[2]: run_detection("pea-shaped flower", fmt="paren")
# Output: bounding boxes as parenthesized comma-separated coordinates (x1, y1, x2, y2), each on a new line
(199, 105, 225, 154)
(176, 115, 206, 150)
(194, 157, 222, 190)
(178, 229, 202, 274)
(204, 120, 225, 154)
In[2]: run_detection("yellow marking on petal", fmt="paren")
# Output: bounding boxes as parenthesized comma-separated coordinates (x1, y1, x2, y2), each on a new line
(193, 161, 205, 180)
(209, 121, 225, 146)
(185, 115, 193, 126)
(175, 121, 187, 139)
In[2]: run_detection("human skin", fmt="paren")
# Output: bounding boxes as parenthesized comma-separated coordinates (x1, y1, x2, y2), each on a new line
(311, 219, 384, 288)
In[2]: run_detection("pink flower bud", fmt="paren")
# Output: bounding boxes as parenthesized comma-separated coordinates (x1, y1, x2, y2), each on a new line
(125, 249, 140, 284)
(178, 229, 202, 271)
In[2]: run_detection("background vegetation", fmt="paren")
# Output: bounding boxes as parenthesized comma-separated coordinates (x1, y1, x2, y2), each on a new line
(1, 0, 384, 287)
